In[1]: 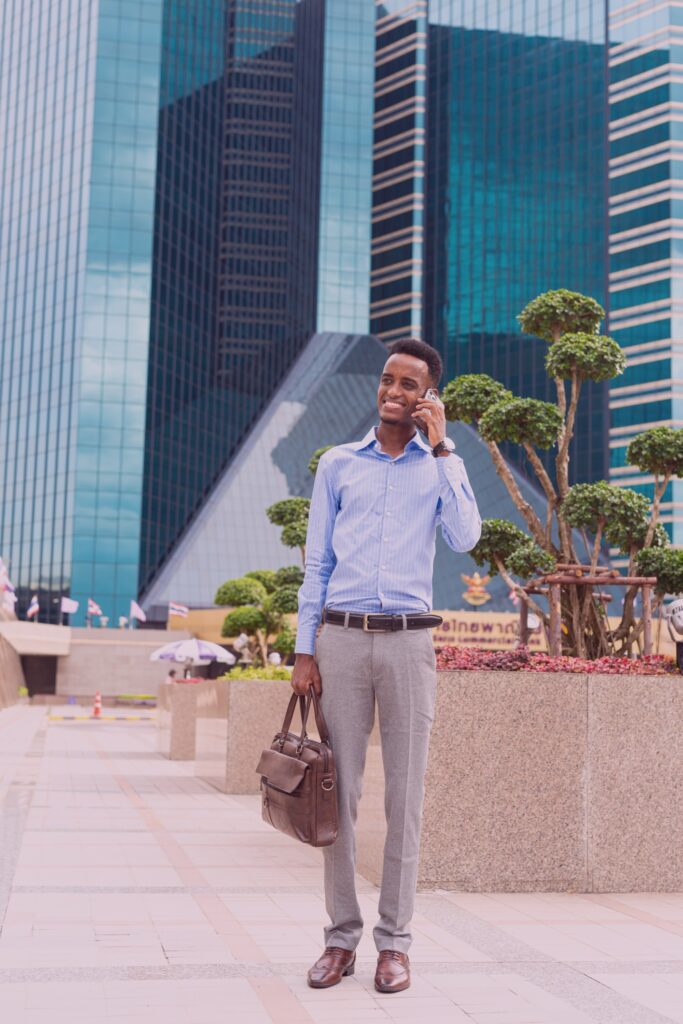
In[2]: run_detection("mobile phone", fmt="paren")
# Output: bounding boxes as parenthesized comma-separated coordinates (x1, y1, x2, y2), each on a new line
(416, 387, 438, 434)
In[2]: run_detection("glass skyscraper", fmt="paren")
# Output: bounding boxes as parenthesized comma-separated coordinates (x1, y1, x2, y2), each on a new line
(0, 0, 374, 623)
(4, 1, 679, 623)
(373, 0, 609, 486)
(607, 0, 683, 547)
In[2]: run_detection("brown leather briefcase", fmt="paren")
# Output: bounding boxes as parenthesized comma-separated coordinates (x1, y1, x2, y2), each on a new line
(255, 689, 338, 847)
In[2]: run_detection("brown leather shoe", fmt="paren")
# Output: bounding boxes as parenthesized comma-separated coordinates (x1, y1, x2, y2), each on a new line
(375, 950, 410, 993)
(307, 946, 356, 988)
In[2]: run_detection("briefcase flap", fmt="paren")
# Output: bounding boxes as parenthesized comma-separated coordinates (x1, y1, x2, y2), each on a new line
(256, 747, 308, 793)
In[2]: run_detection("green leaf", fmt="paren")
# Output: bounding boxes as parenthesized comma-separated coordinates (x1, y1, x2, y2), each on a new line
(281, 518, 308, 549)
(479, 398, 563, 449)
(221, 606, 266, 636)
(635, 547, 683, 596)
(244, 569, 278, 593)
(518, 289, 605, 341)
(266, 497, 311, 527)
(470, 519, 532, 576)
(269, 585, 299, 614)
(274, 565, 304, 588)
(214, 576, 268, 607)
(441, 374, 512, 424)
(308, 446, 334, 476)
(545, 333, 625, 383)
(627, 427, 683, 478)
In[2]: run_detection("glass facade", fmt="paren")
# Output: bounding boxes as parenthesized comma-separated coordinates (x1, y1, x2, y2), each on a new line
(144, 330, 570, 611)
(0, 0, 375, 622)
(0, 0, 163, 624)
(607, 0, 683, 548)
(370, 2, 609, 485)
(371, 0, 427, 341)
(317, 0, 375, 332)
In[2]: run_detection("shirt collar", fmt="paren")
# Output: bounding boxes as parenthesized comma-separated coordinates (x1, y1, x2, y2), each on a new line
(354, 426, 431, 455)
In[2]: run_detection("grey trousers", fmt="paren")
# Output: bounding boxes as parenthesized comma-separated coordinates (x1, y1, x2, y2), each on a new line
(313, 620, 437, 953)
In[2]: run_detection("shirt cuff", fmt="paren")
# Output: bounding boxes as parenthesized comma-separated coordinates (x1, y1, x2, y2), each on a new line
(294, 631, 316, 656)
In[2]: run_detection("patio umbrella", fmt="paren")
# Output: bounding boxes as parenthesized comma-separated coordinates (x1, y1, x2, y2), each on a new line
(150, 638, 236, 666)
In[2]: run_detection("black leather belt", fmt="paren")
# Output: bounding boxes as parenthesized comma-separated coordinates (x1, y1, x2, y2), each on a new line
(322, 609, 443, 632)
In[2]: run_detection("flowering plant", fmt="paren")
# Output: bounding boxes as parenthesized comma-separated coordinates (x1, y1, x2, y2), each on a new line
(436, 645, 676, 675)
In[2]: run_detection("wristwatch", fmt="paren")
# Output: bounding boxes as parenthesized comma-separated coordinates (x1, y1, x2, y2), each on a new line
(432, 437, 455, 457)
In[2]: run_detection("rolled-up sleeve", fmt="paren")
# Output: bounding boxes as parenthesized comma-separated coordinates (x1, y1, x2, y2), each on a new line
(435, 455, 481, 552)
(295, 455, 338, 654)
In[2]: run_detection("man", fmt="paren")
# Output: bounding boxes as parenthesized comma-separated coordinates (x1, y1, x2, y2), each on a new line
(292, 339, 481, 994)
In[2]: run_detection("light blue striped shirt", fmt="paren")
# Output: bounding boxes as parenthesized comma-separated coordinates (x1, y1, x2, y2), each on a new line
(295, 426, 481, 654)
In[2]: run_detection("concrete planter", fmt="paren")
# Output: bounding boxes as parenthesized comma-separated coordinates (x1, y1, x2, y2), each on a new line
(194, 677, 293, 793)
(356, 670, 683, 893)
(0, 634, 23, 708)
(157, 681, 198, 760)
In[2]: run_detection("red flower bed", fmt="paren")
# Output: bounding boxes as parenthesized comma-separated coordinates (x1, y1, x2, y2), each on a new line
(436, 645, 677, 675)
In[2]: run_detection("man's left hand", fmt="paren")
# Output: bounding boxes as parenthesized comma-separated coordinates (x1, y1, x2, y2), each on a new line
(412, 396, 447, 448)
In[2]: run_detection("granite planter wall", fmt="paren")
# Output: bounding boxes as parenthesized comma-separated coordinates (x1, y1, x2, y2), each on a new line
(195, 677, 293, 793)
(0, 634, 24, 708)
(355, 670, 683, 893)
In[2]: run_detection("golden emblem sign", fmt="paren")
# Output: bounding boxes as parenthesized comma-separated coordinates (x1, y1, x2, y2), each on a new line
(461, 572, 492, 607)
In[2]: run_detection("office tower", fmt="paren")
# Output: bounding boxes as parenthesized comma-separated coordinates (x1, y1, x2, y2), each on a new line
(0, 0, 374, 623)
(372, 0, 609, 486)
(607, 0, 683, 546)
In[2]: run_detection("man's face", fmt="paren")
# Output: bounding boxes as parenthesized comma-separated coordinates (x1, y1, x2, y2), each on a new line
(377, 353, 431, 427)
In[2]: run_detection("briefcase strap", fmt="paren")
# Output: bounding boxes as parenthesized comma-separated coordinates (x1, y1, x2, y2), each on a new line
(278, 689, 331, 747)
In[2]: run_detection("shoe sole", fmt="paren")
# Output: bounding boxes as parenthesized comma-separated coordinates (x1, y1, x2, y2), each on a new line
(307, 960, 355, 988)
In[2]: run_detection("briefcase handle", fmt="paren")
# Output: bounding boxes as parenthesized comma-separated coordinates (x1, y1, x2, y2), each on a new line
(279, 688, 331, 747)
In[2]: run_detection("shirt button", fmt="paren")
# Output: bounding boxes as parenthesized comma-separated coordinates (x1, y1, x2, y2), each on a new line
(381, 565, 387, 570)
(386, 511, 392, 516)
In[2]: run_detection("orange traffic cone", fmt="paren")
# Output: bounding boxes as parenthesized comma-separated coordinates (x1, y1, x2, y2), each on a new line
(92, 691, 102, 719)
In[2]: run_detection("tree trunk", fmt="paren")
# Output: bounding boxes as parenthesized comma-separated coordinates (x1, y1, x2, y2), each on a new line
(485, 440, 546, 547)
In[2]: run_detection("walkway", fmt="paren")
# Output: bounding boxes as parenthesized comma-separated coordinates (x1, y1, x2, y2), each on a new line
(0, 705, 682, 1023)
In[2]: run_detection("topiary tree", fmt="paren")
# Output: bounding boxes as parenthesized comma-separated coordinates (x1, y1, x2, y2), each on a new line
(244, 569, 278, 593)
(308, 446, 334, 476)
(266, 497, 311, 565)
(214, 576, 267, 607)
(471, 520, 554, 629)
(628, 428, 683, 547)
(216, 574, 297, 666)
(446, 288, 683, 658)
(272, 622, 296, 659)
(274, 565, 304, 588)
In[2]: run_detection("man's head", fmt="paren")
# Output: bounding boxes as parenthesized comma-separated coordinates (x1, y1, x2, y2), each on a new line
(377, 338, 443, 428)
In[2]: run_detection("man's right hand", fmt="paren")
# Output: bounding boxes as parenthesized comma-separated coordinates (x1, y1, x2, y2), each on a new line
(291, 653, 322, 696)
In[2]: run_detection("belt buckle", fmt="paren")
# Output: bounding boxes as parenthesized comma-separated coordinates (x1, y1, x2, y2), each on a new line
(362, 614, 385, 632)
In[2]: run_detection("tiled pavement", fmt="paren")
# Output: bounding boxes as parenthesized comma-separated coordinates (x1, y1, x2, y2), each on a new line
(0, 706, 682, 1023)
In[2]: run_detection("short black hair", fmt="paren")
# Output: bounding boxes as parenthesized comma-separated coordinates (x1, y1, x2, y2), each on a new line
(386, 338, 443, 386)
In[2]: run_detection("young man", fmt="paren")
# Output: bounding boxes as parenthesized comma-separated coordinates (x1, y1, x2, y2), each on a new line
(292, 339, 481, 993)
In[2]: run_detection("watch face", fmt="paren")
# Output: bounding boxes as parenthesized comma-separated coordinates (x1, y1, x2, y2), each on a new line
(442, 437, 455, 451)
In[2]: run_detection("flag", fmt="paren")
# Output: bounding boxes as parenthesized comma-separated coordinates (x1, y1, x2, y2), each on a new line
(60, 596, 79, 614)
(88, 598, 103, 617)
(27, 594, 39, 619)
(130, 599, 146, 622)
(0, 558, 17, 610)
(169, 601, 189, 618)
